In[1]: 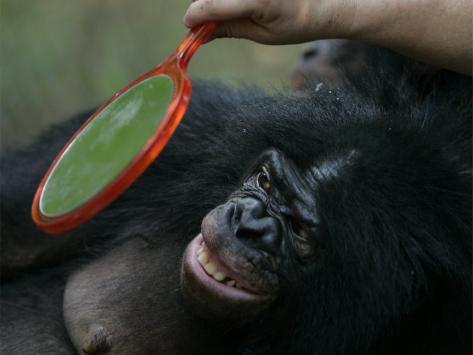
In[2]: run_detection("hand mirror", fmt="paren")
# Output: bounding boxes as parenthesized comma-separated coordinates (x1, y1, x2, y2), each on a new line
(32, 22, 217, 234)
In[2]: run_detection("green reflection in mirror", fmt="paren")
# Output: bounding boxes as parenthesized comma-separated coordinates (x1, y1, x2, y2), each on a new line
(40, 75, 174, 217)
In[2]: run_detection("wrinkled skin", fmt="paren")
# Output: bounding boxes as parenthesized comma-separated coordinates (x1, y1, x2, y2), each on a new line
(181, 149, 313, 321)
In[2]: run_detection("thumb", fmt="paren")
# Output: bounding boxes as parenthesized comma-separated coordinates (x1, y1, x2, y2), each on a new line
(201, 20, 271, 44)
(212, 20, 262, 40)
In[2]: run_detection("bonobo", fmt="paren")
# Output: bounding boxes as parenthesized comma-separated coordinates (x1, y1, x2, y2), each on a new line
(0, 48, 471, 355)
(290, 39, 441, 92)
(290, 39, 369, 91)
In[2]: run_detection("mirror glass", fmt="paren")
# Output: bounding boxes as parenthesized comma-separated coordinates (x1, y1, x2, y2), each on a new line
(40, 75, 174, 217)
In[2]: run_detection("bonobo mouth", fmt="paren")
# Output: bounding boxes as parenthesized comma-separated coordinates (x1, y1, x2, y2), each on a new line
(181, 234, 275, 321)
(190, 234, 264, 296)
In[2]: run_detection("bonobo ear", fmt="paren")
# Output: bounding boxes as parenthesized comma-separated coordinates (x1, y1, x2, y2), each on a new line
(63, 239, 236, 354)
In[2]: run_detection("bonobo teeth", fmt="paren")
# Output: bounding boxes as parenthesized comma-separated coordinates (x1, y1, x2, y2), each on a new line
(197, 242, 237, 287)
(197, 251, 209, 265)
(204, 262, 217, 275)
(213, 272, 226, 281)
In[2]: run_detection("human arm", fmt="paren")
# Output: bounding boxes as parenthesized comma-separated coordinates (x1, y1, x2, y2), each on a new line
(184, 0, 472, 74)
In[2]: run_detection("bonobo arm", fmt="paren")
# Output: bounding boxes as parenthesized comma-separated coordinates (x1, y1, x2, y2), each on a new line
(0, 112, 94, 278)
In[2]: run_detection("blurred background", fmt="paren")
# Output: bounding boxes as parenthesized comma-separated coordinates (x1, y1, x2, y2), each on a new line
(0, 0, 304, 150)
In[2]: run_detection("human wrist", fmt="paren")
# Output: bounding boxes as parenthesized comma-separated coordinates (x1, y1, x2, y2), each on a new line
(345, 0, 431, 44)
(303, 0, 361, 40)
(343, 0, 397, 41)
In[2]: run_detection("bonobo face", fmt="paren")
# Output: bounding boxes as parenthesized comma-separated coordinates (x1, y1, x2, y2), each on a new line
(181, 149, 319, 320)
(291, 39, 368, 91)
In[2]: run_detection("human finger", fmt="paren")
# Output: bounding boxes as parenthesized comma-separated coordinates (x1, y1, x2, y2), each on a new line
(183, 0, 262, 28)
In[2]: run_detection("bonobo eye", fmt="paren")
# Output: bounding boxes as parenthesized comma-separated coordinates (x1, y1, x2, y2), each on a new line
(291, 220, 312, 257)
(303, 48, 319, 61)
(257, 166, 271, 193)
(292, 221, 309, 240)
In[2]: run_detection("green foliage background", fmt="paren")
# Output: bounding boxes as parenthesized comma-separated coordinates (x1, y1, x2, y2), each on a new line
(0, 0, 304, 149)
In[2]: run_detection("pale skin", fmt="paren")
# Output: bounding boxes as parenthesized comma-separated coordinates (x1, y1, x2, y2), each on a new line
(184, 0, 472, 75)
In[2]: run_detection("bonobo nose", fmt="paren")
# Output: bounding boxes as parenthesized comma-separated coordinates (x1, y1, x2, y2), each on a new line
(231, 197, 281, 255)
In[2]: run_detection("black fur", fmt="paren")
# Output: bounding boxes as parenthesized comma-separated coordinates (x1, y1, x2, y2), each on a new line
(1, 49, 471, 354)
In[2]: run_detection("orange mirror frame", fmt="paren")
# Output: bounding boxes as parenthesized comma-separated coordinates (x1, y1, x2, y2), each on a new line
(32, 22, 217, 234)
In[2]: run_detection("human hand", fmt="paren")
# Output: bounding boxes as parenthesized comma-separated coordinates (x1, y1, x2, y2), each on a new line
(183, 0, 357, 45)
(183, 0, 472, 75)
